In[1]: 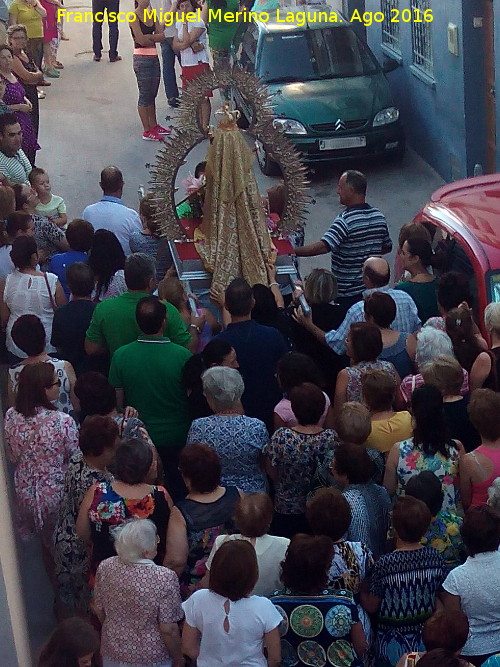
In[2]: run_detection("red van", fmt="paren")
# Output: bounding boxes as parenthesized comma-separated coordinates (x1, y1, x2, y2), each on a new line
(413, 174, 500, 334)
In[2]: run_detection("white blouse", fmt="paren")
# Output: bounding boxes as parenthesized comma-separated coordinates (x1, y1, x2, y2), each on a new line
(4, 270, 58, 357)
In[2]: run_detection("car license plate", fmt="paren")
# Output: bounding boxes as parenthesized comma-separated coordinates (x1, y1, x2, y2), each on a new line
(319, 137, 367, 150)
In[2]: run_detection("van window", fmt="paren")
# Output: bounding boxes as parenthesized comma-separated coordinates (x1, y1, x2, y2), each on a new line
(238, 25, 258, 72)
(258, 27, 379, 83)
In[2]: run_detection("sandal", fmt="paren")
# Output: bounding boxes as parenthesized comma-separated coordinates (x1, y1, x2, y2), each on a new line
(43, 67, 60, 78)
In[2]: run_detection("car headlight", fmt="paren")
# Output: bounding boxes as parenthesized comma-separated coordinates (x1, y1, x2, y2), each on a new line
(373, 107, 400, 127)
(273, 118, 308, 135)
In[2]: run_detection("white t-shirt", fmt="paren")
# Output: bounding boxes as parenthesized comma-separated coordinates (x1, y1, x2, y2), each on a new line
(182, 589, 282, 667)
(205, 534, 290, 597)
(175, 20, 208, 67)
(443, 550, 500, 656)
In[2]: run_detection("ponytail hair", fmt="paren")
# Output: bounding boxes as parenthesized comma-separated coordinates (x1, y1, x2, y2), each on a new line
(445, 304, 482, 372)
(412, 384, 451, 457)
(406, 237, 435, 268)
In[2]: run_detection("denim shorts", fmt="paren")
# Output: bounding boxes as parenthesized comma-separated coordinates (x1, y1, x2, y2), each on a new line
(133, 54, 161, 107)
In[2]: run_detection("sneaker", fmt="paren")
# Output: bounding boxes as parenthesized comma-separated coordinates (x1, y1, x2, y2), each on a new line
(155, 124, 171, 135)
(37, 90, 46, 99)
(168, 97, 179, 108)
(142, 129, 162, 141)
(109, 55, 122, 63)
(54, 61, 64, 69)
(93, 55, 101, 62)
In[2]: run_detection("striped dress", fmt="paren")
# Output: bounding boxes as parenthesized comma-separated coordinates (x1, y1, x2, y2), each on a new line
(321, 203, 392, 297)
(370, 547, 445, 667)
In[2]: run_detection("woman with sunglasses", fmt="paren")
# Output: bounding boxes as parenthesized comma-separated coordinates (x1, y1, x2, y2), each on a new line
(4, 361, 78, 596)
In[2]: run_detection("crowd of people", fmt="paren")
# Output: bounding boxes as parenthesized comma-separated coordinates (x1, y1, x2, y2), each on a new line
(2, 162, 500, 667)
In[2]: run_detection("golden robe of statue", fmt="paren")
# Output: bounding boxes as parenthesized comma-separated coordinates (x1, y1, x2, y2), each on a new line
(194, 104, 272, 294)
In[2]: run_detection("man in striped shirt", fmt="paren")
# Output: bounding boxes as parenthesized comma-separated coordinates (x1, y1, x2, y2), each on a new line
(0, 113, 31, 185)
(295, 170, 392, 317)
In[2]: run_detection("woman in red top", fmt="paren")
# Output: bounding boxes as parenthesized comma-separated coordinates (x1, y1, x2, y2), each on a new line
(460, 389, 500, 508)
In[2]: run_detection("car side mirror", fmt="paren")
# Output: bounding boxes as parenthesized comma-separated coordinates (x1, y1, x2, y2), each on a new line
(383, 58, 400, 74)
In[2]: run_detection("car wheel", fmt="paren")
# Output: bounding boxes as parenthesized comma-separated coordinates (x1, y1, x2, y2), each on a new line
(255, 139, 280, 176)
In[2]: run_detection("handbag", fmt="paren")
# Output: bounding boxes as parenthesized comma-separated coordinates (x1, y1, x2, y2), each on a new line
(43, 272, 57, 312)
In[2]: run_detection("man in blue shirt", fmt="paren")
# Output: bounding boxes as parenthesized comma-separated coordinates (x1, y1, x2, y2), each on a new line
(49, 218, 94, 299)
(82, 166, 142, 255)
(294, 257, 421, 355)
(215, 278, 288, 432)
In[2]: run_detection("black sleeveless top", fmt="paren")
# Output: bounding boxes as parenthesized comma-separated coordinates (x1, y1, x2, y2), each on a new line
(131, 15, 155, 49)
(176, 487, 239, 595)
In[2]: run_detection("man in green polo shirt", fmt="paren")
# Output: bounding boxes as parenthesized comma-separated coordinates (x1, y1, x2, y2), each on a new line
(109, 295, 192, 499)
(85, 253, 203, 356)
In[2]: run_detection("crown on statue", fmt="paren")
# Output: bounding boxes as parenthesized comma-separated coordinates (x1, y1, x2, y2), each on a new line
(215, 102, 241, 131)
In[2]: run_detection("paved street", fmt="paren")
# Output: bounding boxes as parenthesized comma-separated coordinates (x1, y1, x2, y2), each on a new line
(17, 4, 445, 661)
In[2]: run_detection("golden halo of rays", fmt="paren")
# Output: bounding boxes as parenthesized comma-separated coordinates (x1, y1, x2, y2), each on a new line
(149, 66, 311, 240)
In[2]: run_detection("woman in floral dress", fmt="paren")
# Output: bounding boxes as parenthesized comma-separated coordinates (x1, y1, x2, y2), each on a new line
(264, 383, 334, 538)
(333, 322, 400, 413)
(76, 438, 172, 590)
(54, 415, 119, 617)
(384, 385, 464, 514)
(4, 362, 78, 584)
(0, 45, 40, 164)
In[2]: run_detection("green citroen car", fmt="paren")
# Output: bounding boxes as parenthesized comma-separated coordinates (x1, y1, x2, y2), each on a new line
(231, 8, 405, 174)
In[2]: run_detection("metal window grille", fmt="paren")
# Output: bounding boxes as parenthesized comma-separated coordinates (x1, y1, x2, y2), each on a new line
(381, 0, 400, 52)
(411, 0, 433, 75)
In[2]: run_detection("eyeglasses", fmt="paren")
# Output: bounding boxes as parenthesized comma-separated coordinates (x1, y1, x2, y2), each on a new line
(48, 379, 61, 388)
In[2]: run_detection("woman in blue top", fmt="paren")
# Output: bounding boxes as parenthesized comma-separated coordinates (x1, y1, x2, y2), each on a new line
(364, 291, 416, 379)
(187, 366, 268, 493)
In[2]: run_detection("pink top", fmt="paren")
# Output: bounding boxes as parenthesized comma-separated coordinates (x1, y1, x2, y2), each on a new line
(470, 445, 500, 507)
(274, 392, 330, 428)
(400, 369, 469, 407)
(4, 406, 78, 541)
(94, 556, 183, 665)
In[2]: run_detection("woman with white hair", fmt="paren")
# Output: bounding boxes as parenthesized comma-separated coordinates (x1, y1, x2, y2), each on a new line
(488, 477, 500, 512)
(398, 327, 468, 408)
(93, 519, 183, 667)
(186, 366, 268, 492)
(468, 302, 500, 391)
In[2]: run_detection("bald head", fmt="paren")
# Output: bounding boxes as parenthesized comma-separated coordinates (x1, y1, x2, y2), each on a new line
(363, 257, 390, 288)
(100, 166, 124, 196)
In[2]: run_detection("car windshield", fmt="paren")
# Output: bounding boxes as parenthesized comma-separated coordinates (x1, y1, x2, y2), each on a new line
(489, 271, 500, 303)
(259, 27, 379, 83)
